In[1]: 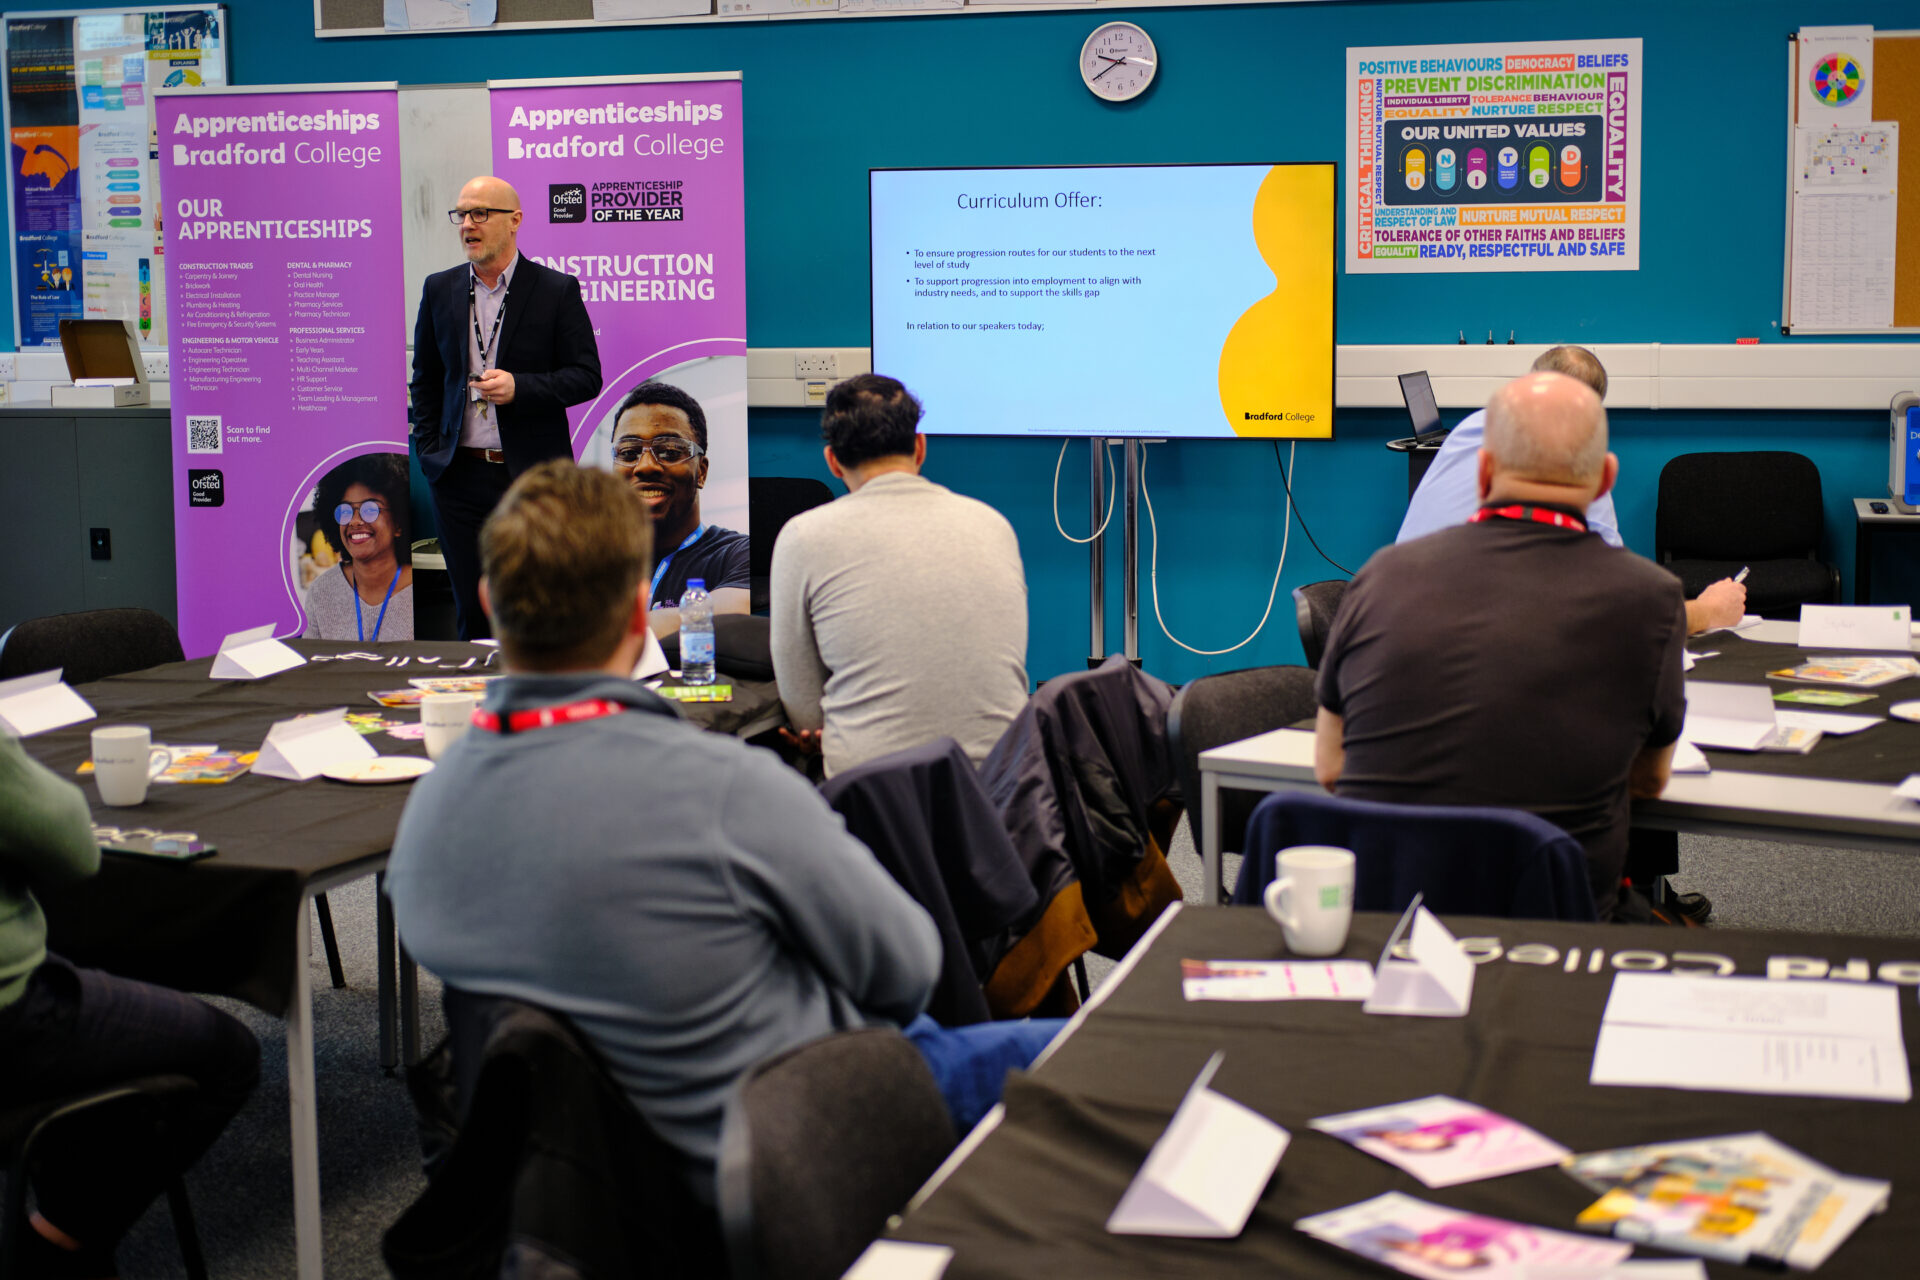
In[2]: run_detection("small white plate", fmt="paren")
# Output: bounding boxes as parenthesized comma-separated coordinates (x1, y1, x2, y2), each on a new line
(1889, 701, 1920, 723)
(321, 756, 434, 784)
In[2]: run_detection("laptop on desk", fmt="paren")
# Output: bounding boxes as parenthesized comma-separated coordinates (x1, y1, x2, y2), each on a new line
(1397, 371, 1446, 444)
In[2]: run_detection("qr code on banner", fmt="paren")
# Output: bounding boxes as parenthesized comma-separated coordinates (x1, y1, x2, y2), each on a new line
(186, 415, 223, 454)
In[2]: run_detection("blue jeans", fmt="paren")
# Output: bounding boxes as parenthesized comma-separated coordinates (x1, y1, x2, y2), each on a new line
(903, 1014, 1067, 1134)
(0, 954, 259, 1248)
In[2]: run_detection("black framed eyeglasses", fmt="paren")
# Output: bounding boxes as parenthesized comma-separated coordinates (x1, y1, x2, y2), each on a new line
(612, 439, 703, 466)
(447, 207, 515, 225)
(334, 500, 387, 524)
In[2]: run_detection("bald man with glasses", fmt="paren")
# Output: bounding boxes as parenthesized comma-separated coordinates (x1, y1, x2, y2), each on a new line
(410, 174, 602, 639)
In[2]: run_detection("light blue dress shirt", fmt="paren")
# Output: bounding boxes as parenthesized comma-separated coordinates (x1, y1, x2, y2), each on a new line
(1395, 408, 1622, 548)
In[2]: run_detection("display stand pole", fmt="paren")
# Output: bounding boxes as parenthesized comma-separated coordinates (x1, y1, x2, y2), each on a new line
(1088, 437, 1107, 669)
(1124, 439, 1142, 665)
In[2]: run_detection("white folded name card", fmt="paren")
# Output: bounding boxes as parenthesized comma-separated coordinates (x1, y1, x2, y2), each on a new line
(0, 669, 97, 737)
(1364, 899, 1475, 1018)
(211, 624, 305, 680)
(253, 708, 375, 781)
(1800, 604, 1913, 653)
(1107, 1052, 1289, 1238)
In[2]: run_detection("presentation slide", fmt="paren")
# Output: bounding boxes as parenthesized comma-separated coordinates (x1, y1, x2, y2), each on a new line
(871, 163, 1334, 439)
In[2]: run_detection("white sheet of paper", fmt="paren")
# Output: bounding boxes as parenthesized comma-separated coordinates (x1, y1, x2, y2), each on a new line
(1895, 774, 1920, 801)
(1520, 1263, 1709, 1280)
(0, 669, 97, 737)
(840, 1240, 954, 1280)
(1800, 604, 1913, 652)
(1681, 681, 1778, 751)
(1108, 1057, 1290, 1238)
(210, 624, 306, 680)
(1773, 710, 1881, 736)
(1669, 740, 1711, 773)
(1364, 905, 1474, 1018)
(253, 709, 377, 781)
(1682, 650, 1697, 671)
(1591, 972, 1911, 1102)
(631, 628, 670, 680)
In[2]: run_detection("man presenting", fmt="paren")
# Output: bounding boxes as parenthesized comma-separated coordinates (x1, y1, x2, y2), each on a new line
(1316, 371, 1688, 919)
(607, 380, 751, 638)
(410, 175, 601, 639)
(1397, 344, 1744, 634)
(771, 374, 1030, 776)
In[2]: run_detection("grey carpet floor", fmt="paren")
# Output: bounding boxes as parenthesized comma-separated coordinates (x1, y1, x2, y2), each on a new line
(94, 822, 1920, 1278)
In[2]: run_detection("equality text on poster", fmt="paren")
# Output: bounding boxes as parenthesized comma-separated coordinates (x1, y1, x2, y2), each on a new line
(487, 75, 748, 535)
(1346, 38, 1642, 274)
(159, 85, 406, 657)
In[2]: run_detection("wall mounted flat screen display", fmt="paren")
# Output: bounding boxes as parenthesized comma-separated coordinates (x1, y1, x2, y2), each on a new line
(871, 163, 1336, 439)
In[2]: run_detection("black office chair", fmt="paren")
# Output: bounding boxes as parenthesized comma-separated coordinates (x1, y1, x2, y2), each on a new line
(717, 1028, 956, 1280)
(747, 476, 836, 613)
(385, 989, 724, 1280)
(1291, 580, 1348, 669)
(1655, 451, 1841, 619)
(0, 608, 184, 686)
(1167, 666, 1319, 903)
(1230, 790, 1598, 922)
(0, 1075, 207, 1280)
(0, 609, 350, 989)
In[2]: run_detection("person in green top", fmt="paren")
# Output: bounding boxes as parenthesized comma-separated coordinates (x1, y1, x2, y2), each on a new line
(0, 732, 258, 1279)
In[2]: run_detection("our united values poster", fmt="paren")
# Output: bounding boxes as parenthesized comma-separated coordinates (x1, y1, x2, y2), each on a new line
(158, 85, 407, 657)
(488, 74, 748, 538)
(1346, 38, 1641, 273)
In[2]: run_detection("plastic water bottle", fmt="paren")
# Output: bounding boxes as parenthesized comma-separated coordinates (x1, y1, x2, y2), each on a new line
(679, 578, 716, 685)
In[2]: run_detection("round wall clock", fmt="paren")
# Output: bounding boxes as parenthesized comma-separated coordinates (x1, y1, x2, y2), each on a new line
(1080, 22, 1158, 103)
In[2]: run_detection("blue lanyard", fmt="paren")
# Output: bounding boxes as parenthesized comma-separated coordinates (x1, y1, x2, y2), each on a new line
(650, 524, 707, 598)
(352, 566, 400, 642)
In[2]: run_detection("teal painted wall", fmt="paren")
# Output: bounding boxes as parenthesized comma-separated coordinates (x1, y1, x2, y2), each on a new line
(6, 0, 1915, 682)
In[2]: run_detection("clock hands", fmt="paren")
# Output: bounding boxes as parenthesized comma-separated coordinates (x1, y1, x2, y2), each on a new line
(1091, 56, 1128, 83)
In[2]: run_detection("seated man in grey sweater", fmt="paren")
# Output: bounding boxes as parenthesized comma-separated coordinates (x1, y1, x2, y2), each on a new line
(771, 373, 1030, 776)
(388, 461, 1057, 1204)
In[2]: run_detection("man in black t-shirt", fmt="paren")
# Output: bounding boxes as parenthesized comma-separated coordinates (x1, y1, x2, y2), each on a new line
(608, 380, 751, 638)
(1315, 371, 1688, 918)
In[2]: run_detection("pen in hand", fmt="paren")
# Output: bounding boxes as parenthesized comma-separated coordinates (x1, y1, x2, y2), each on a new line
(1734, 566, 1750, 584)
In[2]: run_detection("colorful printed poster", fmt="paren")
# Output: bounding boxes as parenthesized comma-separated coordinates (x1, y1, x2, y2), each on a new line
(488, 75, 748, 537)
(1347, 38, 1642, 273)
(159, 86, 407, 657)
(4, 8, 225, 347)
(1298, 1191, 1633, 1280)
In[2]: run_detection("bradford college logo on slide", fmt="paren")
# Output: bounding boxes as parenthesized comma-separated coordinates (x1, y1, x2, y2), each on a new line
(549, 183, 587, 223)
(1811, 54, 1863, 106)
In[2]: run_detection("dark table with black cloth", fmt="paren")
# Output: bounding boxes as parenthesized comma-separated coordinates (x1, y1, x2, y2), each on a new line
(1688, 633, 1920, 783)
(20, 640, 784, 1014)
(891, 905, 1920, 1279)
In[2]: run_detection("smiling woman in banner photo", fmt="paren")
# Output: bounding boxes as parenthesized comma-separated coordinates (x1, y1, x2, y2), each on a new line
(300, 453, 415, 643)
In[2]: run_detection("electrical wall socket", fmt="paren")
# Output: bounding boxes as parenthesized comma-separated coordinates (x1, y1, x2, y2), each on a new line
(142, 352, 168, 382)
(0, 353, 16, 381)
(793, 352, 837, 379)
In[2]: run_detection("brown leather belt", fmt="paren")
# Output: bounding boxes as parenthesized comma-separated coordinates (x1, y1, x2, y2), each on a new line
(458, 446, 507, 465)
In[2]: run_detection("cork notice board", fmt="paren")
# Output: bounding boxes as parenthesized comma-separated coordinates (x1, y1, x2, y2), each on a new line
(1787, 28, 1920, 332)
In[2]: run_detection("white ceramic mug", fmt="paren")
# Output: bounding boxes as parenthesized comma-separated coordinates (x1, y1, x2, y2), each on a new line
(421, 693, 479, 761)
(91, 725, 168, 807)
(1263, 845, 1357, 956)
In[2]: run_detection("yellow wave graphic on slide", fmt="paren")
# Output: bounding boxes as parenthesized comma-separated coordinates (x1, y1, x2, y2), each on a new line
(1218, 165, 1334, 438)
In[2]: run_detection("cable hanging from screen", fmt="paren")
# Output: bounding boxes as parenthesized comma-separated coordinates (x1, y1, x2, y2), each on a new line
(1052, 437, 1118, 544)
(1273, 441, 1354, 578)
(1142, 443, 1293, 656)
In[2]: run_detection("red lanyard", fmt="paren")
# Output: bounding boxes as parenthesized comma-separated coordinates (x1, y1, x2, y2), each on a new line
(471, 698, 626, 735)
(1469, 504, 1588, 533)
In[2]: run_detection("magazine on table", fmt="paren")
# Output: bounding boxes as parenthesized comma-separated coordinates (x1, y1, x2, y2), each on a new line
(1295, 1191, 1631, 1279)
(1309, 1096, 1568, 1187)
(1562, 1133, 1889, 1269)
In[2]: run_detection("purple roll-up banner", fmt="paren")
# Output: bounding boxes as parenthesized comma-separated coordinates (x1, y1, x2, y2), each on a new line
(158, 84, 405, 658)
(488, 75, 748, 537)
